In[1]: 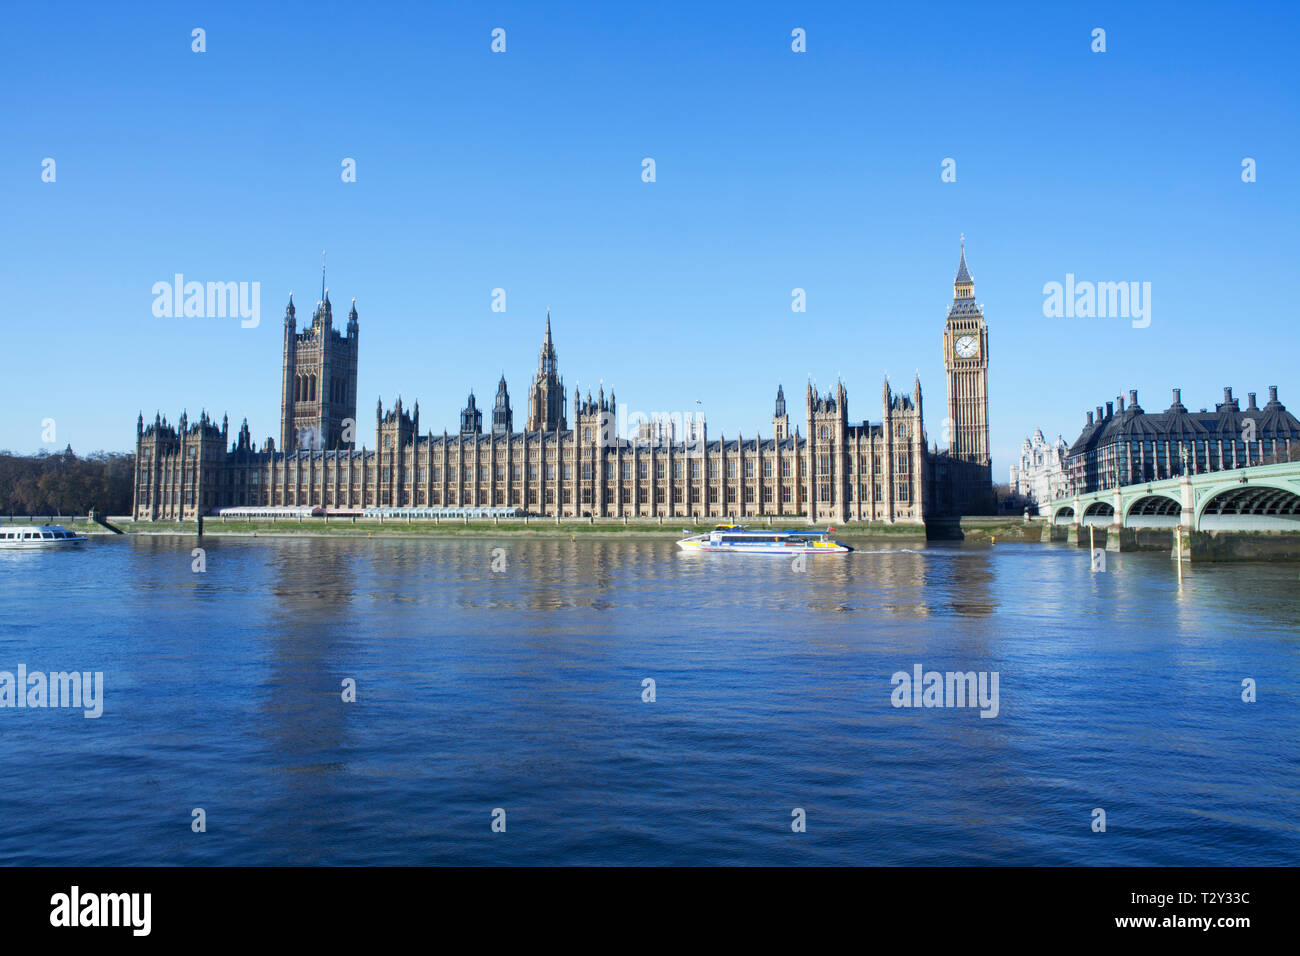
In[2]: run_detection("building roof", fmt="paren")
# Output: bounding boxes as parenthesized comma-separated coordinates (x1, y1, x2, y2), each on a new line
(1067, 387, 1300, 458)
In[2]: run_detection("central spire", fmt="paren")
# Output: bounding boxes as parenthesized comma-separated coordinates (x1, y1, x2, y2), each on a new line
(538, 310, 557, 374)
(526, 309, 566, 432)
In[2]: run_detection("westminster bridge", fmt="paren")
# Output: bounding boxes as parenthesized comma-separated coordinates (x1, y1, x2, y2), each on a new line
(1042, 460, 1300, 560)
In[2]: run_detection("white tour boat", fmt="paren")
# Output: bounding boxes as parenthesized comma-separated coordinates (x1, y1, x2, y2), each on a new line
(0, 525, 88, 549)
(676, 524, 851, 554)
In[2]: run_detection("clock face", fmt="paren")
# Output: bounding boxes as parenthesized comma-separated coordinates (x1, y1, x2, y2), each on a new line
(954, 335, 979, 359)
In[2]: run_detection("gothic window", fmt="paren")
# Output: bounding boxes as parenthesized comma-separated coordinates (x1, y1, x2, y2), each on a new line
(656, 462, 665, 479)
(309, 375, 316, 401)
(820, 426, 828, 439)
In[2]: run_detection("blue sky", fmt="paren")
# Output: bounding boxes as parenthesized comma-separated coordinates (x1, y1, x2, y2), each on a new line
(2, 0, 1296, 478)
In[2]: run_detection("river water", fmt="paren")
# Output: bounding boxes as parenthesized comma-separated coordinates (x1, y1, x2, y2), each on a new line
(0, 534, 1296, 865)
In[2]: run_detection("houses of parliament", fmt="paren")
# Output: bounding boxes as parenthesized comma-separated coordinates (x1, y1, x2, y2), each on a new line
(132, 248, 994, 523)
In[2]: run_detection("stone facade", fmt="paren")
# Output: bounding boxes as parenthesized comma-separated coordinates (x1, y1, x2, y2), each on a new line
(279, 291, 359, 453)
(133, 249, 994, 523)
(1010, 430, 1070, 512)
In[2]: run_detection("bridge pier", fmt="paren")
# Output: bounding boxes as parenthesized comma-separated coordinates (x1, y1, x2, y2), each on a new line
(1106, 526, 1138, 552)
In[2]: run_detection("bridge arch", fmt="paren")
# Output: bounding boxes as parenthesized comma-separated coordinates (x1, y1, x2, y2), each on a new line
(1052, 505, 1075, 525)
(1081, 501, 1114, 526)
(1124, 493, 1182, 527)
(1196, 484, 1300, 531)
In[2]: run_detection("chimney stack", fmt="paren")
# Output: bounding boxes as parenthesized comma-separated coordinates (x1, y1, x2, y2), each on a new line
(1087, 411, 1094, 426)
(1117, 394, 1126, 412)
(1105, 401, 1113, 418)
(1269, 385, 1279, 404)
(1248, 392, 1257, 408)
(1129, 388, 1139, 406)
(1225, 386, 1234, 404)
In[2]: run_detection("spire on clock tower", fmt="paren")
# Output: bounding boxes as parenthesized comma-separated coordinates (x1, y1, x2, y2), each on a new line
(955, 240, 972, 293)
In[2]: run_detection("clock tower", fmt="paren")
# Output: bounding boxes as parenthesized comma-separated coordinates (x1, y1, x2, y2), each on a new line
(943, 240, 990, 466)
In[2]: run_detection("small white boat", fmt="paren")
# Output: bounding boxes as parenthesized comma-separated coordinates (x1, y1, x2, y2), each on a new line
(0, 525, 88, 549)
(676, 524, 851, 554)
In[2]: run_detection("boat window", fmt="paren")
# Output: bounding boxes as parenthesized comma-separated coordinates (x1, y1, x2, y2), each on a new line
(42, 532, 55, 539)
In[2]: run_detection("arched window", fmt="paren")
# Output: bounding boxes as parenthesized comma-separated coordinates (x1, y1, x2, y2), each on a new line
(309, 375, 316, 401)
